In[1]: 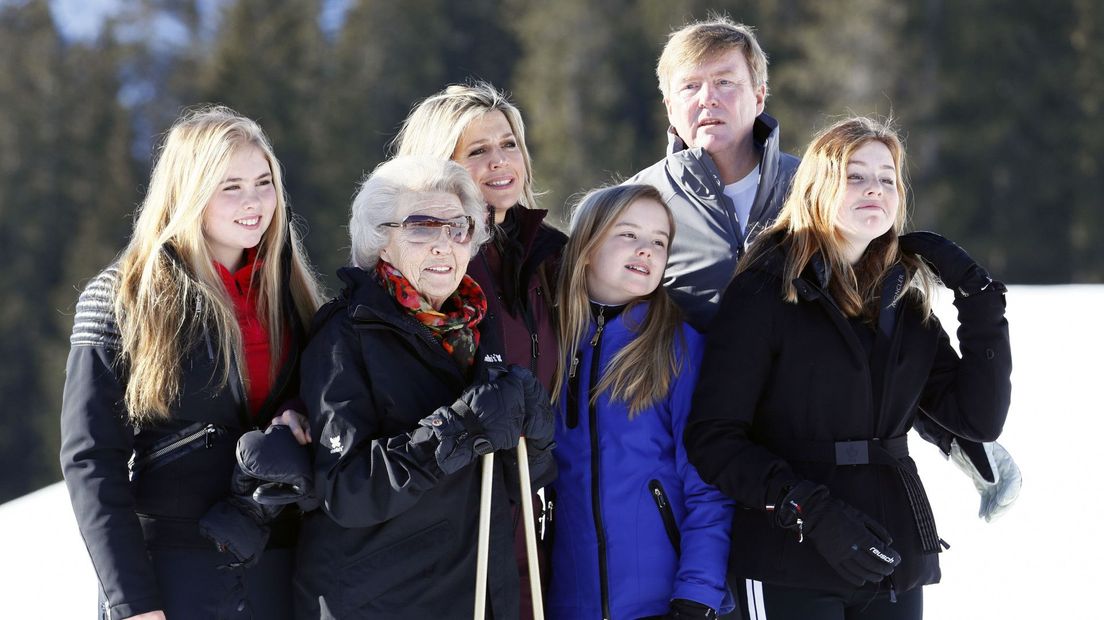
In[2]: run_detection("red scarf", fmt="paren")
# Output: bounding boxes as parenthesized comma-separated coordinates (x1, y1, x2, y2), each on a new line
(375, 259, 486, 371)
(215, 249, 284, 416)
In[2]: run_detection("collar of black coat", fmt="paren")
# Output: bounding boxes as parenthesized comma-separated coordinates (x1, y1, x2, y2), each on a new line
(337, 265, 417, 323)
(744, 233, 908, 336)
(328, 266, 504, 383)
(743, 232, 832, 295)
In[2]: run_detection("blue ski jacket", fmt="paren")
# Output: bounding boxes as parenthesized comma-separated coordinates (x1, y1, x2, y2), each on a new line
(548, 302, 734, 619)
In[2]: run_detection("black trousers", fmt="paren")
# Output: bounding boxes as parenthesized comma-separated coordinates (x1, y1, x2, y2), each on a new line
(731, 579, 923, 620)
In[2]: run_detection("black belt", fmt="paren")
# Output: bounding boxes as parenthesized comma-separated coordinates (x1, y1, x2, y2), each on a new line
(768, 436, 910, 466)
(768, 435, 943, 554)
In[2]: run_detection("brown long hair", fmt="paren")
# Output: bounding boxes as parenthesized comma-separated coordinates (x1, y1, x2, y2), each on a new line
(739, 116, 935, 320)
(553, 185, 684, 417)
(115, 105, 322, 424)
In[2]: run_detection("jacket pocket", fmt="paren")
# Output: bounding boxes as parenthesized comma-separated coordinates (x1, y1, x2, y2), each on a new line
(338, 520, 453, 614)
(128, 422, 228, 481)
(649, 479, 681, 555)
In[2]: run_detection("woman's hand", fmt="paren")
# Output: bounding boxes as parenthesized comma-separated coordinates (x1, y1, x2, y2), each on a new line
(269, 408, 311, 445)
(898, 231, 995, 296)
(124, 612, 166, 620)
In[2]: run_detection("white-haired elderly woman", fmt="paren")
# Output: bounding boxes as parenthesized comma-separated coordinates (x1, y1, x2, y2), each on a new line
(292, 156, 555, 619)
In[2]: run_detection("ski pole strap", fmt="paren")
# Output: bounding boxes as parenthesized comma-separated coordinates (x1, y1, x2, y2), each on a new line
(766, 435, 943, 554)
(449, 399, 494, 455)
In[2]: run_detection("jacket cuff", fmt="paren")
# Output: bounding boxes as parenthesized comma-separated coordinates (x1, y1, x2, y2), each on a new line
(670, 582, 725, 616)
(107, 595, 162, 620)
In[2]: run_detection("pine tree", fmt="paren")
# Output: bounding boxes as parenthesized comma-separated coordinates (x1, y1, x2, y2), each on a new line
(508, 0, 671, 220)
(198, 0, 334, 284)
(0, 0, 135, 500)
(1071, 0, 1104, 281)
(932, 0, 1079, 281)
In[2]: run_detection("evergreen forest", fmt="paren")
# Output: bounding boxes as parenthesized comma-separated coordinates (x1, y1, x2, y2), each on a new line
(2, 0, 1100, 502)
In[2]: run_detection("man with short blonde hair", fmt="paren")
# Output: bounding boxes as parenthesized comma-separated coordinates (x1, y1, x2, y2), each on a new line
(628, 16, 799, 330)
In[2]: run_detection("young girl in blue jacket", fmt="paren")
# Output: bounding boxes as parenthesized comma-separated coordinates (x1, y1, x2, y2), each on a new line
(547, 184, 734, 619)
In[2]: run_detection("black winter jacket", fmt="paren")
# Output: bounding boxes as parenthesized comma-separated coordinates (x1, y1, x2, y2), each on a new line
(627, 113, 800, 330)
(59, 265, 303, 619)
(685, 243, 1011, 595)
(293, 267, 556, 619)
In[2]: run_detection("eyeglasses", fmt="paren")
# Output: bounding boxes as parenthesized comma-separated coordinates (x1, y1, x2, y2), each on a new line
(379, 215, 475, 244)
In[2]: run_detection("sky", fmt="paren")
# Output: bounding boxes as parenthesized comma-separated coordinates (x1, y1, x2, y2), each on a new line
(2, 284, 1101, 616)
(47, 0, 351, 42)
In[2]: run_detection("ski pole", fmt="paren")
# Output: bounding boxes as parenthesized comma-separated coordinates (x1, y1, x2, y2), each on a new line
(516, 437, 545, 620)
(474, 451, 494, 620)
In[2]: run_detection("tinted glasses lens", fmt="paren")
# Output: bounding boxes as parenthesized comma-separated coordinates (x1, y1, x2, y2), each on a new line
(402, 216, 472, 244)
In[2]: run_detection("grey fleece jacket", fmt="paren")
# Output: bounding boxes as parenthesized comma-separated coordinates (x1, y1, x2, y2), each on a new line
(627, 112, 799, 330)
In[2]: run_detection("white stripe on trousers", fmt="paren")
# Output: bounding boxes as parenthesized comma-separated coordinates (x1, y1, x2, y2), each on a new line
(745, 579, 767, 620)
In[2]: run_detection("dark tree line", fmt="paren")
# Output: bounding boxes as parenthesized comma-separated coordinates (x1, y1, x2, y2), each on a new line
(1, 0, 1099, 502)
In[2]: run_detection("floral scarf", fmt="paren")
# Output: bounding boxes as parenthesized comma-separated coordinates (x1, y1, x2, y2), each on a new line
(375, 259, 487, 371)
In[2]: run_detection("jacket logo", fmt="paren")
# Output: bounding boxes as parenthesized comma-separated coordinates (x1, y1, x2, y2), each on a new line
(483, 353, 503, 363)
(328, 435, 344, 454)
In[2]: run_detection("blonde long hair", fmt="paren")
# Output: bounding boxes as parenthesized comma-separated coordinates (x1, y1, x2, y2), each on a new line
(553, 185, 684, 417)
(115, 105, 322, 424)
(740, 116, 934, 319)
(391, 81, 538, 209)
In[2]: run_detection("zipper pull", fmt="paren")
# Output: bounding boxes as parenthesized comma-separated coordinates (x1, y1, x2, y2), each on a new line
(652, 486, 667, 508)
(589, 307, 606, 347)
(568, 354, 580, 379)
(204, 424, 217, 448)
(531, 332, 539, 359)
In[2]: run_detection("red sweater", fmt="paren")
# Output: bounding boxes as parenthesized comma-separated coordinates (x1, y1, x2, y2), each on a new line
(215, 250, 284, 417)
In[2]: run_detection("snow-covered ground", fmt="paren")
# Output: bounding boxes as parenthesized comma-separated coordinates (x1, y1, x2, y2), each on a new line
(2, 285, 1100, 617)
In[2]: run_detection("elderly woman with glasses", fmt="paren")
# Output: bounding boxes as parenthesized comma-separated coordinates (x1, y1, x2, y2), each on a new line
(292, 156, 555, 620)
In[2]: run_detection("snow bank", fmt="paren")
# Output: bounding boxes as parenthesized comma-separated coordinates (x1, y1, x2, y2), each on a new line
(3, 285, 1100, 617)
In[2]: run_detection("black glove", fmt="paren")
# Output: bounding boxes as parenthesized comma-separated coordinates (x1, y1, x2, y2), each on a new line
(197, 457, 285, 568)
(898, 231, 994, 296)
(420, 370, 526, 474)
(775, 481, 901, 586)
(237, 425, 313, 506)
(665, 598, 717, 619)
(508, 365, 555, 451)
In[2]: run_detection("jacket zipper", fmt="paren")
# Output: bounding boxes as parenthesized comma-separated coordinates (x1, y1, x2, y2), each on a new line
(587, 307, 611, 619)
(128, 423, 219, 476)
(648, 479, 682, 555)
(523, 289, 540, 375)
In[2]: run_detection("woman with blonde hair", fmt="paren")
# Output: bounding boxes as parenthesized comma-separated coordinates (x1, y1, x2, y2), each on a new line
(60, 105, 322, 620)
(686, 117, 1012, 619)
(393, 81, 566, 617)
(548, 184, 734, 619)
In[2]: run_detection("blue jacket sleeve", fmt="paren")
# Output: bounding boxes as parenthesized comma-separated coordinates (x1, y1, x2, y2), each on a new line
(301, 318, 448, 529)
(671, 327, 735, 612)
(59, 275, 163, 619)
